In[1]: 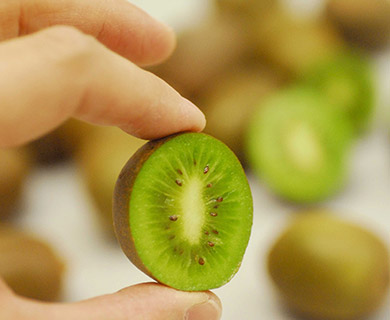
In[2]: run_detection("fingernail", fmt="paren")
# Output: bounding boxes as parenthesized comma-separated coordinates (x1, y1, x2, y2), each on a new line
(181, 98, 206, 131)
(185, 297, 221, 320)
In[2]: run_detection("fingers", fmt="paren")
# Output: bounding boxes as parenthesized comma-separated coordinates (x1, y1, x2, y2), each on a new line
(13, 283, 222, 320)
(0, 26, 205, 148)
(0, 0, 175, 66)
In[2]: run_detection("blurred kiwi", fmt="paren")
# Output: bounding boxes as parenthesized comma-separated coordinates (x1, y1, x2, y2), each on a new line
(30, 119, 95, 165)
(268, 212, 390, 320)
(0, 148, 31, 219)
(250, 7, 345, 79)
(0, 224, 65, 301)
(215, 0, 278, 16)
(201, 65, 282, 162)
(303, 51, 375, 133)
(148, 15, 248, 99)
(326, 0, 390, 49)
(77, 127, 145, 235)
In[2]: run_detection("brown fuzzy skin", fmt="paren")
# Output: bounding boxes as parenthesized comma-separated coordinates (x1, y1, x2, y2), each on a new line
(0, 224, 65, 301)
(113, 134, 179, 279)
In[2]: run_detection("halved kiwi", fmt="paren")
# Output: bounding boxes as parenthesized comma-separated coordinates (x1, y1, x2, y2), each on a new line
(246, 86, 353, 203)
(268, 211, 390, 320)
(113, 133, 253, 291)
(0, 224, 65, 301)
(303, 52, 375, 132)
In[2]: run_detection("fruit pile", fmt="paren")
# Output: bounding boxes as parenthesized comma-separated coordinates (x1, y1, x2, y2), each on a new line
(0, 0, 389, 318)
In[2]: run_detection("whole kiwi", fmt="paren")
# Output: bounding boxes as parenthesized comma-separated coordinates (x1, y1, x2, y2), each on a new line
(0, 224, 65, 301)
(201, 65, 281, 161)
(250, 7, 345, 79)
(30, 119, 95, 165)
(326, 0, 390, 49)
(268, 212, 390, 320)
(0, 148, 31, 219)
(77, 127, 145, 235)
(148, 15, 248, 99)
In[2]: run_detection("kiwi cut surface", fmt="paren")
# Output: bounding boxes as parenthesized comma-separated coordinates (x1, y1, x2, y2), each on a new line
(113, 133, 253, 291)
(247, 86, 353, 203)
(268, 212, 390, 320)
(0, 224, 65, 301)
(303, 52, 375, 132)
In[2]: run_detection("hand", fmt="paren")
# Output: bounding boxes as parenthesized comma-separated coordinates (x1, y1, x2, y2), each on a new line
(0, 0, 220, 319)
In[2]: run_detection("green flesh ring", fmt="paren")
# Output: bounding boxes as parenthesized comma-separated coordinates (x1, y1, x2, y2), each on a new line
(113, 133, 253, 291)
(247, 87, 353, 203)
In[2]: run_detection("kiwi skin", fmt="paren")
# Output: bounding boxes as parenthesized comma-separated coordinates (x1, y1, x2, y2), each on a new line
(113, 134, 177, 280)
(0, 224, 65, 301)
(268, 212, 390, 320)
(326, 0, 390, 49)
(0, 148, 31, 219)
(77, 127, 145, 236)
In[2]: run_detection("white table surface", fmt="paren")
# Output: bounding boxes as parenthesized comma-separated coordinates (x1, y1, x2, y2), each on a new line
(13, 0, 390, 319)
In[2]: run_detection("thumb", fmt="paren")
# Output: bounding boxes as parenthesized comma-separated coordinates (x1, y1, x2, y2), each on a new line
(11, 282, 222, 320)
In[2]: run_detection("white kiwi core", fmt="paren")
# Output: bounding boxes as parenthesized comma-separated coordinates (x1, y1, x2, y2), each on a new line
(179, 177, 205, 244)
(285, 122, 324, 172)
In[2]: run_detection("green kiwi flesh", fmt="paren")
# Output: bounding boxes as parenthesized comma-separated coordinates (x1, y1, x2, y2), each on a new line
(0, 224, 65, 301)
(247, 87, 353, 203)
(268, 212, 390, 320)
(303, 52, 375, 132)
(113, 133, 253, 291)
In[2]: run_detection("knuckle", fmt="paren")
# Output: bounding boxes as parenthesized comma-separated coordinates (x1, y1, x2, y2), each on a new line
(37, 25, 98, 64)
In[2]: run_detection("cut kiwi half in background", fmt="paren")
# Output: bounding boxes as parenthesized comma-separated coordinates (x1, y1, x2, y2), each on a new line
(77, 127, 145, 236)
(303, 51, 375, 132)
(113, 133, 253, 291)
(0, 148, 31, 219)
(268, 211, 390, 320)
(0, 224, 65, 301)
(246, 86, 353, 203)
(326, 0, 390, 49)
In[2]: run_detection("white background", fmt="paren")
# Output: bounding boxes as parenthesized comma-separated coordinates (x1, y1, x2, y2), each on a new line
(13, 0, 390, 319)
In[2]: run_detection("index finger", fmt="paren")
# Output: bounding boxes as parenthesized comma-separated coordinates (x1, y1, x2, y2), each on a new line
(0, 0, 175, 66)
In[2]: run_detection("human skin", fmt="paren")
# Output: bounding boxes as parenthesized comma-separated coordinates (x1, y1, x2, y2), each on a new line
(0, 1, 221, 319)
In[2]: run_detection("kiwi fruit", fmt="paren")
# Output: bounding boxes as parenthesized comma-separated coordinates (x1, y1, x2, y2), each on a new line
(77, 127, 145, 235)
(148, 15, 248, 99)
(215, 0, 278, 16)
(201, 66, 281, 161)
(303, 52, 375, 132)
(0, 148, 31, 219)
(0, 224, 65, 301)
(30, 119, 94, 165)
(113, 132, 253, 291)
(250, 7, 345, 79)
(268, 212, 390, 320)
(246, 86, 353, 203)
(326, 0, 390, 49)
